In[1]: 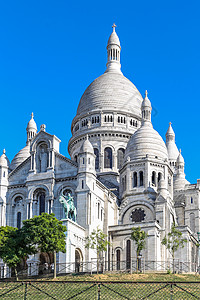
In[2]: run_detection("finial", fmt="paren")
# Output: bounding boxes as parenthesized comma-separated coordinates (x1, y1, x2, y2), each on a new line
(145, 90, 148, 98)
(3, 149, 5, 154)
(169, 122, 172, 126)
(112, 23, 117, 32)
(179, 149, 181, 154)
(86, 134, 88, 140)
(40, 124, 46, 132)
(31, 112, 34, 119)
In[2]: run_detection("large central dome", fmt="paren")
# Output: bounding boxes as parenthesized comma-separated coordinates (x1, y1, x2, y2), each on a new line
(76, 72, 142, 117)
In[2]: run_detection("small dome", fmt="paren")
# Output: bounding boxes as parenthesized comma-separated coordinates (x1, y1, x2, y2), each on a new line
(0, 150, 10, 167)
(27, 113, 37, 131)
(125, 123, 168, 161)
(80, 137, 93, 154)
(10, 145, 30, 170)
(177, 149, 184, 164)
(142, 91, 151, 108)
(107, 31, 120, 47)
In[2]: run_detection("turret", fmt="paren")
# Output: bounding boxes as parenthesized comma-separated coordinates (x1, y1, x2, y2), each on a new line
(105, 23, 122, 73)
(165, 122, 179, 171)
(174, 149, 186, 190)
(26, 113, 37, 143)
(78, 136, 96, 176)
(0, 149, 10, 226)
(141, 90, 152, 125)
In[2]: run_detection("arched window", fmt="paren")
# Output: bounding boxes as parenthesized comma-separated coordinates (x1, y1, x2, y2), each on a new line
(74, 155, 78, 163)
(152, 171, 156, 186)
(126, 240, 131, 269)
(104, 147, 112, 169)
(139, 171, 143, 186)
(17, 212, 21, 229)
(133, 172, 137, 187)
(116, 250, 121, 270)
(94, 148, 99, 170)
(39, 192, 45, 215)
(117, 148, 125, 169)
(158, 172, 162, 183)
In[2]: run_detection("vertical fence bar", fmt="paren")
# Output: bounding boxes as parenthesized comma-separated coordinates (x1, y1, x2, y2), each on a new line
(23, 282, 27, 300)
(98, 283, 101, 300)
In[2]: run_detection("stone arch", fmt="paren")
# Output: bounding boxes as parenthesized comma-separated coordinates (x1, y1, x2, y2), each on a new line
(28, 184, 50, 199)
(31, 138, 51, 152)
(75, 248, 83, 272)
(120, 201, 155, 224)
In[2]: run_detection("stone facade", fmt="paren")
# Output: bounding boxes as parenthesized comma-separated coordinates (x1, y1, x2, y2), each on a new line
(0, 25, 199, 274)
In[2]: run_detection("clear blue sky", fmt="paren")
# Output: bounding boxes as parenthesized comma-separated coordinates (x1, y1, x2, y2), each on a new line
(0, 0, 199, 183)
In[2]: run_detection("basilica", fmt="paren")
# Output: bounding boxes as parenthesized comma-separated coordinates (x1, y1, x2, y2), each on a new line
(0, 25, 199, 274)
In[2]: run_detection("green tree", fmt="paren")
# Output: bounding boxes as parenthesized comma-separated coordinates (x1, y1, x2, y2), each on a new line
(131, 227, 148, 272)
(85, 227, 110, 274)
(0, 226, 35, 280)
(162, 223, 187, 273)
(23, 213, 67, 279)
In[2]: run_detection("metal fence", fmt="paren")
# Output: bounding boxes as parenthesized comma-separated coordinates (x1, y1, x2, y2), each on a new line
(0, 281, 200, 299)
(0, 259, 198, 279)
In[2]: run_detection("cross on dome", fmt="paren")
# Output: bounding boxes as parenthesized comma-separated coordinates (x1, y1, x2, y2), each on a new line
(31, 112, 34, 119)
(145, 90, 148, 98)
(112, 23, 117, 32)
(3, 149, 5, 154)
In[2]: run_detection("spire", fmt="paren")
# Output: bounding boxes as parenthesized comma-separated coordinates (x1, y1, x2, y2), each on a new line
(174, 149, 186, 190)
(26, 112, 37, 143)
(105, 24, 122, 73)
(141, 90, 152, 125)
(165, 122, 179, 163)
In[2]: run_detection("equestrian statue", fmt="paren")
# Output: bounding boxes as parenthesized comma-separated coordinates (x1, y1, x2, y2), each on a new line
(59, 192, 77, 222)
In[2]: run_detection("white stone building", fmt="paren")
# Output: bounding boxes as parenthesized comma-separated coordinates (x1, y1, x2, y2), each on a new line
(0, 25, 199, 274)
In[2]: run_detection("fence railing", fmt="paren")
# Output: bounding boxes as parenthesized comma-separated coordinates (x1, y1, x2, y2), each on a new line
(0, 259, 198, 279)
(0, 281, 200, 299)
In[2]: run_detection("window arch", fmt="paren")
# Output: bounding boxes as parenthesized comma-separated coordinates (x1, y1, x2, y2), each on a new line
(94, 148, 99, 170)
(117, 148, 125, 169)
(17, 212, 21, 229)
(139, 171, 143, 186)
(104, 147, 112, 168)
(116, 249, 121, 270)
(33, 189, 46, 215)
(133, 172, 137, 187)
(158, 172, 162, 183)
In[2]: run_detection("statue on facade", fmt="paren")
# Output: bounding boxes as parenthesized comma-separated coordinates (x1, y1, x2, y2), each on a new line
(59, 192, 77, 222)
(39, 148, 48, 172)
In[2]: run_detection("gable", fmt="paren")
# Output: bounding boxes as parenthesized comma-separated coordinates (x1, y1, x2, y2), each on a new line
(9, 157, 31, 184)
(55, 153, 77, 177)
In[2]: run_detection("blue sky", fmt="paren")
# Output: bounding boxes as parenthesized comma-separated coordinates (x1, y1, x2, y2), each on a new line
(0, 0, 199, 183)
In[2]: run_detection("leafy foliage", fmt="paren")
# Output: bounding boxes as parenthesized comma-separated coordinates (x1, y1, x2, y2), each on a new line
(22, 213, 67, 254)
(161, 223, 187, 259)
(0, 226, 35, 280)
(22, 213, 67, 279)
(131, 227, 148, 257)
(85, 227, 110, 274)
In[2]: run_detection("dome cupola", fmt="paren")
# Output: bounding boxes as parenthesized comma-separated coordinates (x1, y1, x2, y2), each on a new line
(0, 149, 10, 168)
(125, 91, 168, 161)
(106, 23, 121, 73)
(26, 113, 37, 143)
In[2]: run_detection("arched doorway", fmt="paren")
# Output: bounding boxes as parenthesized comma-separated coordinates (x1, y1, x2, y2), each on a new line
(39, 252, 54, 274)
(75, 249, 83, 273)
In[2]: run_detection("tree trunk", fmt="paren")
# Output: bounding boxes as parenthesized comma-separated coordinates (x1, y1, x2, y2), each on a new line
(173, 251, 175, 274)
(53, 251, 57, 279)
(97, 251, 99, 275)
(14, 267, 18, 281)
